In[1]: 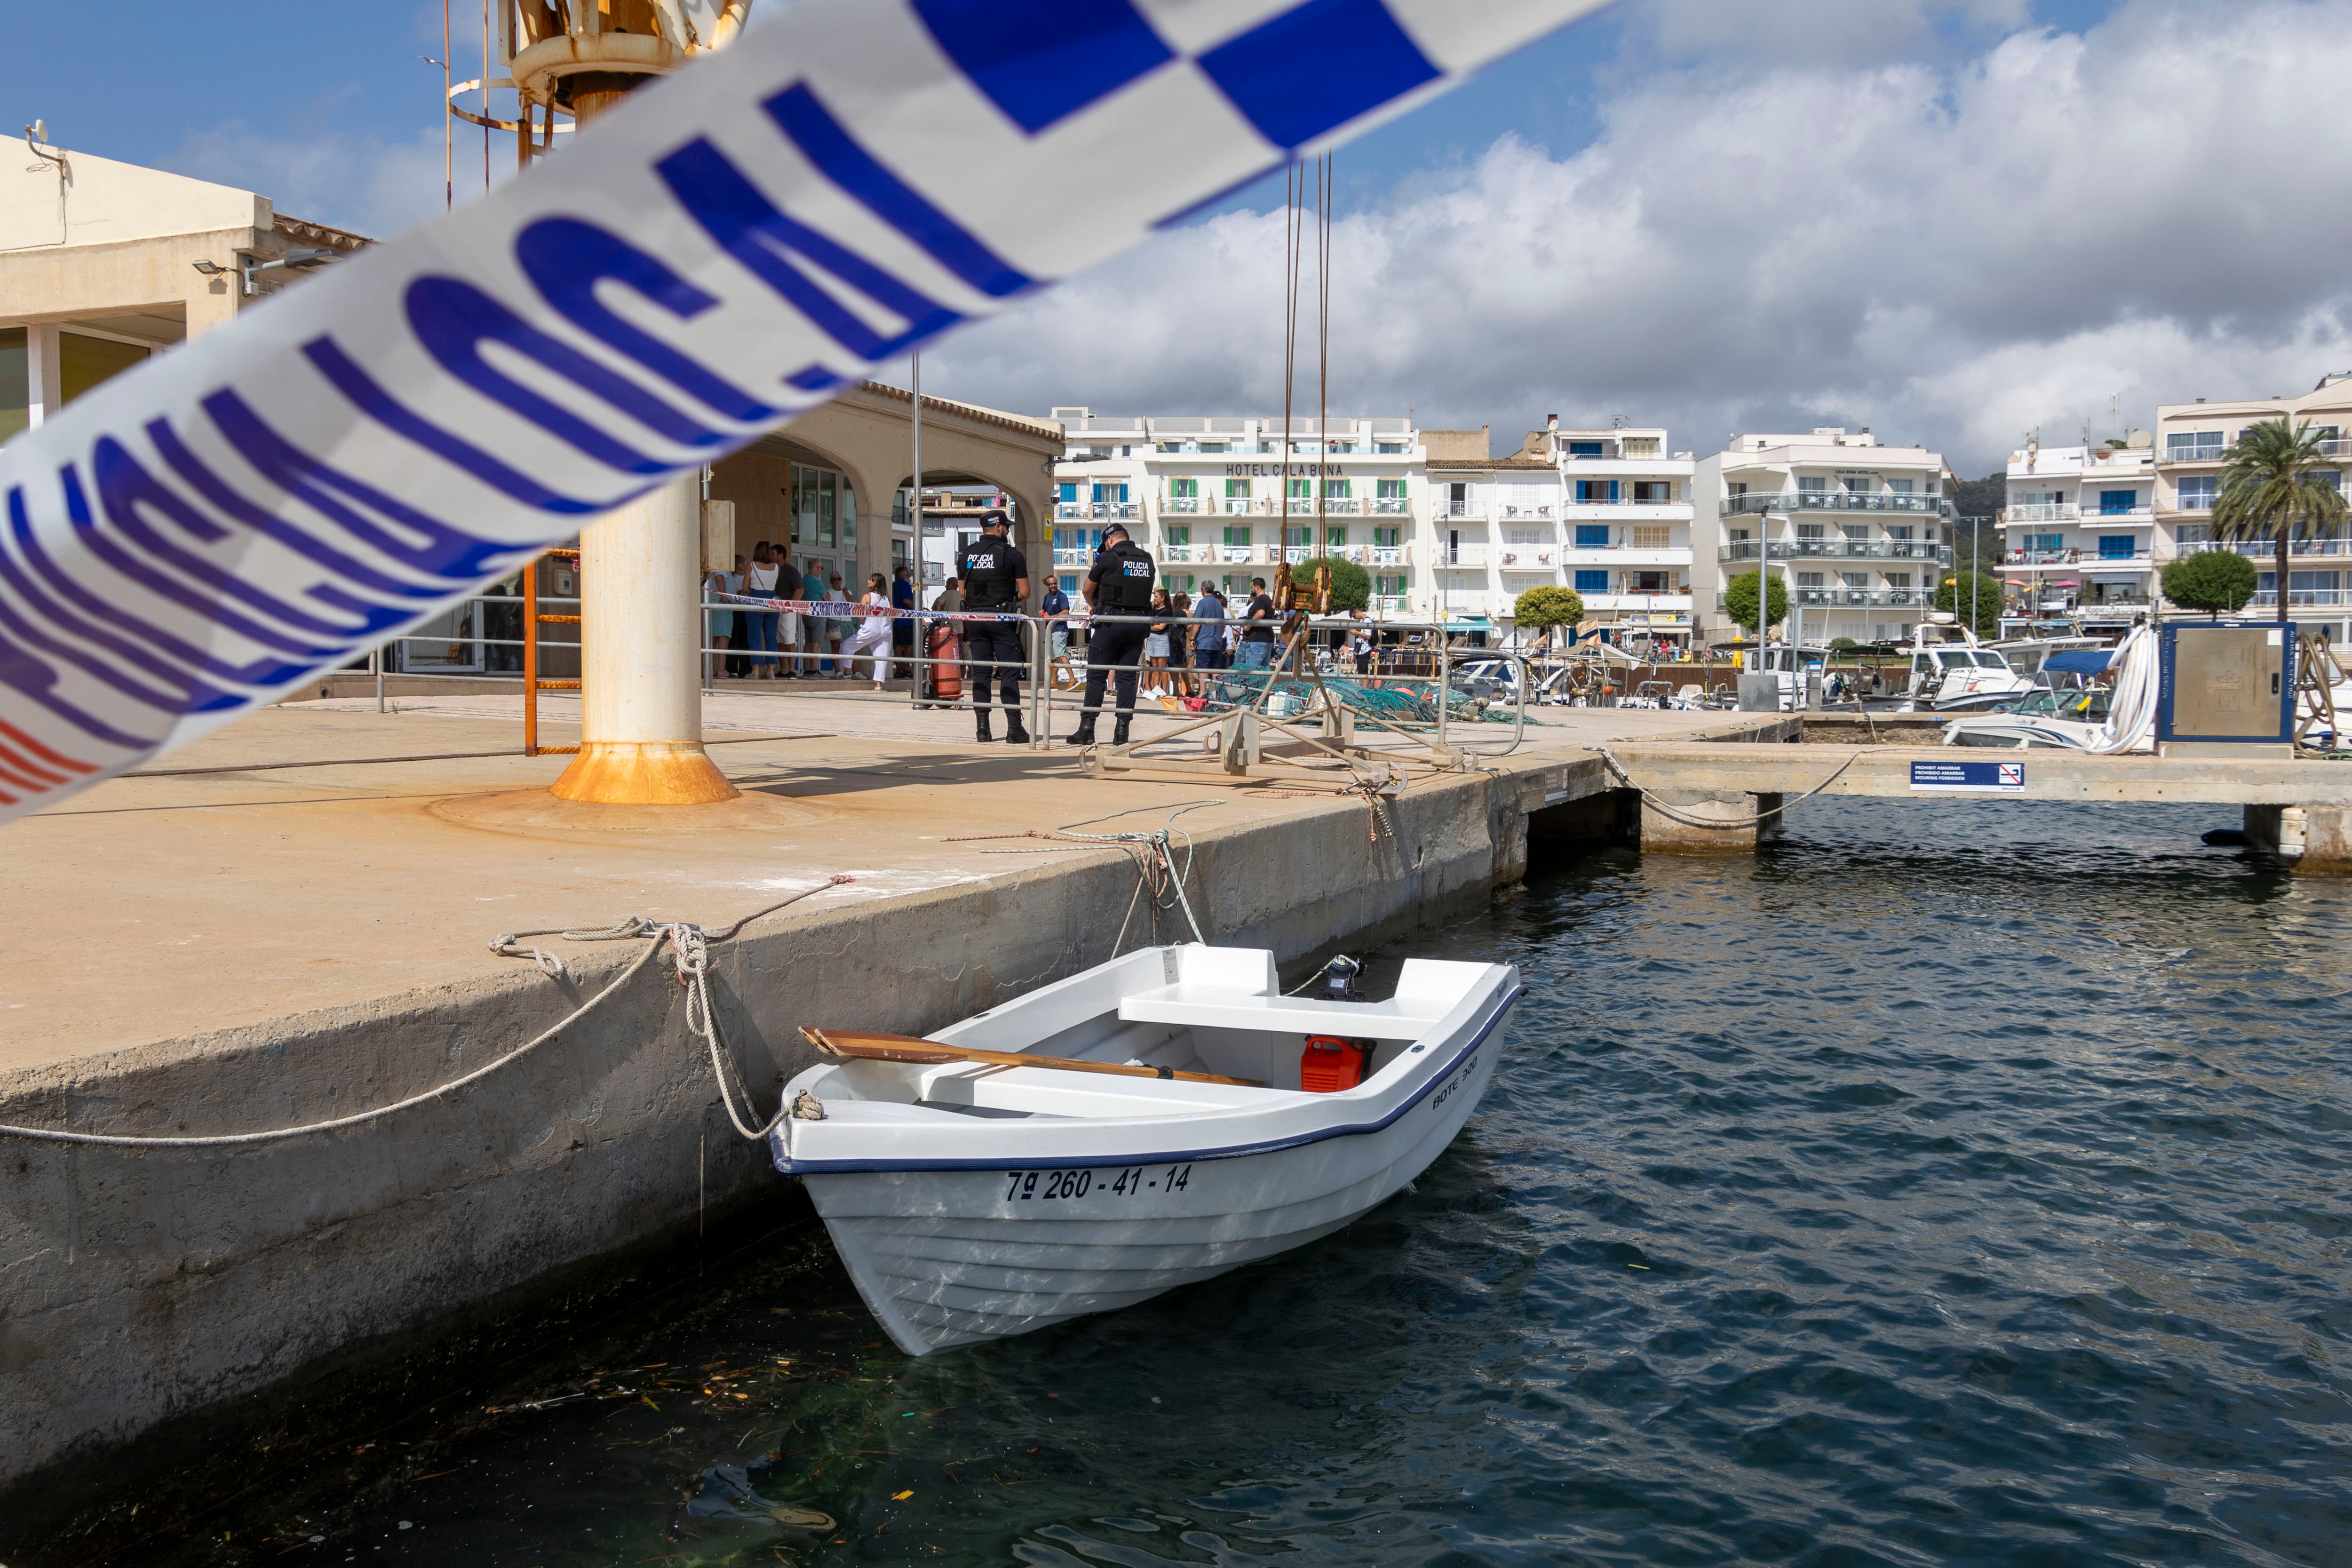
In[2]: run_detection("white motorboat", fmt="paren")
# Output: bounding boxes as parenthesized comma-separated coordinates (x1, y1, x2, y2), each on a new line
(771, 945, 1522, 1355)
(1941, 686, 2123, 750)
(1894, 621, 2039, 711)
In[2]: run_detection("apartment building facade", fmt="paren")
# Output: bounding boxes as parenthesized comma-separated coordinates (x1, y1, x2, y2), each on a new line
(1995, 436, 2159, 636)
(1047, 413, 1698, 641)
(2152, 374, 2352, 639)
(1691, 430, 1958, 647)
(1047, 410, 1421, 610)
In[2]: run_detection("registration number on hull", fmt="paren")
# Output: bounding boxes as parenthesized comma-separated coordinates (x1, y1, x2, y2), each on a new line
(1004, 1164, 1192, 1203)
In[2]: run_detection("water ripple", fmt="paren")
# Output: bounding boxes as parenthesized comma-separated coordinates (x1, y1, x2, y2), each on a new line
(124, 799, 2352, 1568)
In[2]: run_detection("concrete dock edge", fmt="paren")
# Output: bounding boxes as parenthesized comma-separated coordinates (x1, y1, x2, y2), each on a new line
(0, 755, 1609, 1527)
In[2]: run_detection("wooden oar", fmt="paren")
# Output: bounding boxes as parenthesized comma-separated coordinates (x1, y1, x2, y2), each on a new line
(801, 1027, 1265, 1088)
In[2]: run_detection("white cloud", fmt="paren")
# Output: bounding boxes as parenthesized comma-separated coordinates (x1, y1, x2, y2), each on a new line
(922, 0, 2352, 475)
(167, 120, 486, 242)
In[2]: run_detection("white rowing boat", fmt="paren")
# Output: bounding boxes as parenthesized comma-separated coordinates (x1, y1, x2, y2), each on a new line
(770, 944, 1523, 1355)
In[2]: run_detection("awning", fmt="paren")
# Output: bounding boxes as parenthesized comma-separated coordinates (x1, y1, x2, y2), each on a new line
(2089, 573, 2141, 585)
(2044, 649, 2112, 674)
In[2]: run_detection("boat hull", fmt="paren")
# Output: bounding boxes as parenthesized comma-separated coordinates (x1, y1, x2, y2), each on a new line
(795, 996, 1511, 1354)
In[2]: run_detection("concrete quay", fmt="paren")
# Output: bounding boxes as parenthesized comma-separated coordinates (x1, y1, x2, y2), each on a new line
(0, 688, 1738, 1536)
(1601, 732, 2352, 864)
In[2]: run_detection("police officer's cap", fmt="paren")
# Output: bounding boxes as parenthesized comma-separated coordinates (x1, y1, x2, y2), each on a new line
(1104, 523, 1131, 542)
(980, 510, 1010, 530)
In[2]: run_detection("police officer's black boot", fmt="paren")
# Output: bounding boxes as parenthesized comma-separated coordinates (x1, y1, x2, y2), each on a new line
(1070, 713, 1098, 746)
(1003, 711, 1030, 745)
(1112, 715, 1132, 748)
(974, 708, 993, 743)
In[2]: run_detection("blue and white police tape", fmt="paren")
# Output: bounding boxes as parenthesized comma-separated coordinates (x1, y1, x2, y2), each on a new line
(715, 593, 1029, 622)
(0, 0, 1609, 821)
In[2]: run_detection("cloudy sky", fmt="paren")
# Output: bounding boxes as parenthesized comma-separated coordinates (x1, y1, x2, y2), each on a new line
(11, 0, 2351, 475)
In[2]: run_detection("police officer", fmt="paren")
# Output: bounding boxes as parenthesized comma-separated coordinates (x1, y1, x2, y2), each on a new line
(956, 511, 1030, 744)
(1073, 523, 1156, 747)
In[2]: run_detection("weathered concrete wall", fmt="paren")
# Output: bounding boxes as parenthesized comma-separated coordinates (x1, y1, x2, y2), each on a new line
(0, 764, 1545, 1512)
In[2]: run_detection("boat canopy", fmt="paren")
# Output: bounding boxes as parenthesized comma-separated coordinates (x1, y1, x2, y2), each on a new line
(2044, 649, 2113, 674)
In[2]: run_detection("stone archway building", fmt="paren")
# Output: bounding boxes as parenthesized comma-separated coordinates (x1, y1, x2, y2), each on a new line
(707, 382, 1061, 605)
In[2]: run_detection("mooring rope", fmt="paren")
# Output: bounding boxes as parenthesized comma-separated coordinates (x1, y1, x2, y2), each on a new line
(949, 801, 1219, 951)
(1588, 745, 1866, 830)
(0, 879, 852, 1149)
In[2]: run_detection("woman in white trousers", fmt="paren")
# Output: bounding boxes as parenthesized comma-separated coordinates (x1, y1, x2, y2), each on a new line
(842, 573, 895, 687)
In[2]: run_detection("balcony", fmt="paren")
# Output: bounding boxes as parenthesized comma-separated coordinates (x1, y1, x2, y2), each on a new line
(1495, 505, 1556, 521)
(1055, 501, 1140, 521)
(1161, 495, 1204, 513)
(1369, 545, 1411, 567)
(1717, 540, 1952, 565)
(1435, 544, 1489, 568)
(1563, 502, 1690, 524)
(1160, 543, 1214, 564)
(1722, 491, 1950, 518)
(1791, 587, 1931, 608)
(1437, 503, 1490, 522)
(2007, 503, 2080, 523)
(2249, 590, 2352, 607)
(1372, 595, 1412, 615)
(1496, 548, 1556, 569)
(1562, 544, 1692, 566)
(1581, 593, 1694, 613)
(1373, 497, 1409, 515)
(2181, 537, 2352, 558)
(2160, 444, 2225, 465)
(2003, 549, 2153, 567)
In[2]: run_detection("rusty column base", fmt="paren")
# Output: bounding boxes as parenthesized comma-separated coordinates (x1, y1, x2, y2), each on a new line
(550, 742, 741, 805)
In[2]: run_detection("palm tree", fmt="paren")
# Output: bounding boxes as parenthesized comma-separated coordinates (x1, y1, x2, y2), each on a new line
(2210, 418, 2349, 626)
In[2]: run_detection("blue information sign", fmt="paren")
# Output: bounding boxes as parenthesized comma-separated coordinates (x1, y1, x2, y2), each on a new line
(1909, 760, 2025, 794)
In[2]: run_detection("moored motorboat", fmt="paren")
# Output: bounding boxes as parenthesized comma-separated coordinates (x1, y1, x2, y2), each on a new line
(771, 945, 1522, 1354)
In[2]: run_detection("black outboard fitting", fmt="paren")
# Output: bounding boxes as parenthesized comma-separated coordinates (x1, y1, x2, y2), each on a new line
(1312, 954, 1365, 1002)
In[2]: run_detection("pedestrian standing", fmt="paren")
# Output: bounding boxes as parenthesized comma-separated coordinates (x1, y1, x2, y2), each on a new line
(1143, 589, 1175, 698)
(1169, 590, 1195, 698)
(1193, 582, 1229, 671)
(890, 565, 917, 678)
(1235, 576, 1277, 669)
(703, 562, 734, 682)
(773, 545, 805, 677)
(843, 573, 895, 687)
(745, 542, 782, 677)
(822, 573, 851, 675)
(1071, 524, 1155, 747)
(957, 511, 1031, 744)
(1041, 578, 1073, 689)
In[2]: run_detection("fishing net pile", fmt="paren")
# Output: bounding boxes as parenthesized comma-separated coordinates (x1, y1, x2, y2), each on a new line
(1195, 670, 1514, 724)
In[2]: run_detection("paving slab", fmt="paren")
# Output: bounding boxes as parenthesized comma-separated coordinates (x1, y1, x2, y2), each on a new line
(1, 690, 1735, 1075)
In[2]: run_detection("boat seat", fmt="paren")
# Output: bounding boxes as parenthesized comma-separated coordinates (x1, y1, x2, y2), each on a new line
(1115, 987, 1435, 1041)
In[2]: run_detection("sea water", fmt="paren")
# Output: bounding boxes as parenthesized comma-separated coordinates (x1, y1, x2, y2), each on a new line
(110, 799, 2352, 1566)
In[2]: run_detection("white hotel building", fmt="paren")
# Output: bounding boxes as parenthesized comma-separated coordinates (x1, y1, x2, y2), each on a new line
(1996, 437, 2158, 636)
(1993, 372, 2352, 642)
(1046, 413, 1700, 642)
(1692, 430, 1958, 646)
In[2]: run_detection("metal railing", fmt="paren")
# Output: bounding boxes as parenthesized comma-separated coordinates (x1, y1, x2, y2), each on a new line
(1790, 587, 1930, 608)
(1054, 501, 1142, 520)
(2002, 548, 2153, 565)
(1717, 539, 1951, 564)
(2250, 589, 2352, 607)
(1720, 491, 1948, 517)
(2181, 537, 2352, 557)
